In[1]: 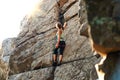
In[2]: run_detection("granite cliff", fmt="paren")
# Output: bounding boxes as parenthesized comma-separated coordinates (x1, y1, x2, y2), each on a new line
(1, 0, 120, 80)
(0, 0, 98, 80)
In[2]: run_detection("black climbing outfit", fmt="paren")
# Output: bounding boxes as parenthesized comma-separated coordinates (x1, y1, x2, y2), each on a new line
(53, 33, 66, 55)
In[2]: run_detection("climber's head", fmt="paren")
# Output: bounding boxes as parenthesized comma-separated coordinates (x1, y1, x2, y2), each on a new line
(56, 22, 64, 30)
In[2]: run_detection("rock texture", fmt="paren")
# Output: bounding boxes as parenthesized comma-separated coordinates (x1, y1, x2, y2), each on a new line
(0, 60, 8, 80)
(0, 0, 100, 80)
(0, 38, 16, 80)
(85, 0, 120, 80)
(1, 38, 16, 63)
(8, 67, 54, 80)
(86, 0, 120, 54)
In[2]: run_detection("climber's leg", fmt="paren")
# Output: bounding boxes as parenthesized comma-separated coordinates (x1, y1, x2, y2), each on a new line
(52, 48, 58, 66)
(58, 41, 66, 66)
(53, 54, 57, 62)
(58, 54, 63, 66)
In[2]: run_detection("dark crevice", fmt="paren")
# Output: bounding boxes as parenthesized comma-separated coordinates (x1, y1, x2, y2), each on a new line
(57, 0, 79, 23)
(48, 66, 56, 80)
(58, 10, 78, 24)
(62, 0, 78, 14)
(55, 0, 65, 25)
(66, 13, 78, 21)
(45, 1, 79, 79)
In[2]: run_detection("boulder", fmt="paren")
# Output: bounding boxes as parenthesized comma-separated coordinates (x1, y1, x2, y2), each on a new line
(85, 0, 120, 80)
(85, 0, 120, 54)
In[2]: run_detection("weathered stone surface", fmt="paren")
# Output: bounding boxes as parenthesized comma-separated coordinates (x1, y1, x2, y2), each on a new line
(58, 0, 68, 8)
(85, 0, 120, 54)
(64, 1, 79, 21)
(1, 38, 16, 63)
(0, 60, 8, 80)
(62, 0, 76, 11)
(8, 58, 98, 80)
(79, 0, 89, 38)
(0, 38, 15, 80)
(9, 0, 60, 75)
(19, 0, 60, 38)
(54, 57, 97, 80)
(0, 48, 2, 58)
(62, 16, 92, 62)
(8, 67, 53, 80)
(0, 0, 100, 80)
(84, 0, 120, 80)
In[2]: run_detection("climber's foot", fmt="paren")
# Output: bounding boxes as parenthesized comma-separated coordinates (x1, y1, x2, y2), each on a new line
(57, 61, 61, 66)
(52, 61, 57, 66)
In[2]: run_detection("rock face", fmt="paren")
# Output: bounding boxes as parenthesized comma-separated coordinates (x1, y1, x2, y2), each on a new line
(85, 0, 120, 54)
(0, 0, 100, 80)
(1, 38, 16, 63)
(85, 0, 120, 80)
(3, 0, 119, 80)
(8, 67, 54, 80)
(0, 38, 15, 80)
(0, 60, 8, 80)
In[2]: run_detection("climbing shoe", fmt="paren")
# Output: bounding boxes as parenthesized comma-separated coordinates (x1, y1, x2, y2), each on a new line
(57, 61, 61, 66)
(52, 61, 57, 66)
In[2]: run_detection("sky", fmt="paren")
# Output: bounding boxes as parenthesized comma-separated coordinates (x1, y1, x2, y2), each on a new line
(0, 0, 40, 44)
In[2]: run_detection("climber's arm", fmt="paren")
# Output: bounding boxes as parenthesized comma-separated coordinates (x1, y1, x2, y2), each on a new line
(63, 22, 67, 29)
(56, 30, 61, 48)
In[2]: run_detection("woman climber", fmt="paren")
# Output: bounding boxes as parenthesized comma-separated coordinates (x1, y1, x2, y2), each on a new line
(52, 22, 67, 66)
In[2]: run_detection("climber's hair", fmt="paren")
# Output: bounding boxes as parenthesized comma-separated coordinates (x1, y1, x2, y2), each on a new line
(56, 22, 64, 30)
